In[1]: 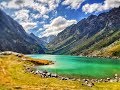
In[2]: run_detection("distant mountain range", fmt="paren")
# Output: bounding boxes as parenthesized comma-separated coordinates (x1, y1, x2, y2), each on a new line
(1, 7, 120, 57)
(0, 9, 44, 54)
(48, 7, 120, 57)
(40, 35, 56, 44)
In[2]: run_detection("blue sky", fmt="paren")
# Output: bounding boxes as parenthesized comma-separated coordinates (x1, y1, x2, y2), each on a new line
(0, 0, 120, 37)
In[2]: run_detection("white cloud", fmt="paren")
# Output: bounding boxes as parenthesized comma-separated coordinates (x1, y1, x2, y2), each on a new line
(82, 3, 101, 14)
(62, 0, 84, 9)
(13, 9, 36, 31)
(14, 9, 30, 22)
(82, 0, 120, 13)
(1, 0, 22, 9)
(42, 16, 77, 37)
(43, 15, 49, 19)
(30, 13, 42, 19)
(20, 22, 37, 32)
(0, 0, 61, 32)
(0, 0, 60, 21)
(1, 0, 60, 15)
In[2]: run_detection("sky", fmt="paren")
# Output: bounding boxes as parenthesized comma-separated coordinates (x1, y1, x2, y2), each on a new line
(0, 0, 120, 38)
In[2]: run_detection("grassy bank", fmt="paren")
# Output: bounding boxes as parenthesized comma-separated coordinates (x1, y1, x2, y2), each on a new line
(0, 55, 120, 90)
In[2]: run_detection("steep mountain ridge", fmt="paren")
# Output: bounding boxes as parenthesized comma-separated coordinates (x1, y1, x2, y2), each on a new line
(48, 7, 120, 57)
(29, 33, 46, 48)
(0, 9, 44, 54)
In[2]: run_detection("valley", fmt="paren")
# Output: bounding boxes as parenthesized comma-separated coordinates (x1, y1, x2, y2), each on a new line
(0, 2, 120, 90)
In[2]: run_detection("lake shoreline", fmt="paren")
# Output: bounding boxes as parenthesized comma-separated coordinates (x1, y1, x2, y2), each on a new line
(0, 52, 83, 89)
(79, 55, 120, 60)
(27, 53, 120, 87)
(1, 51, 120, 87)
(27, 67, 120, 87)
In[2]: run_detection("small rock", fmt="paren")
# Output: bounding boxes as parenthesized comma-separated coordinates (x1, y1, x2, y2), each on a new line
(71, 78, 76, 81)
(61, 77, 68, 80)
(115, 74, 118, 77)
(34, 70, 40, 74)
(81, 82, 94, 87)
(14, 86, 22, 89)
(110, 79, 114, 82)
(46, 72, 51, 77)
(43, 70, 48, 74)
(51, 73, 58, 78)
(87, 83, 94, 87)
(107, 78, 110, 81)
(77, 79, 81, 81)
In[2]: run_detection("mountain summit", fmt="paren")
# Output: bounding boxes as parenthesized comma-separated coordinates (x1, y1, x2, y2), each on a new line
(0, 9, 44, 54)
(48, 7, 120, 57)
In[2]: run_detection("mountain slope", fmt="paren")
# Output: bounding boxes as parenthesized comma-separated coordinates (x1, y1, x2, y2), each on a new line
(29, 33, 46, 48)
(0, 9, 44, 54)
(48, 7, 120, 57)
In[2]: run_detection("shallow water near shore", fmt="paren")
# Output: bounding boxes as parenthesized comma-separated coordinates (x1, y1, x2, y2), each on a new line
(27, 54, 120, 79)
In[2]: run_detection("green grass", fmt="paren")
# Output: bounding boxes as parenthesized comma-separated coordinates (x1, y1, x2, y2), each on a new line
(0, 55, 81, 89)
(90, 30, 120, 51)
(70, 29, 105, 55)
(70, 29, 120, 56)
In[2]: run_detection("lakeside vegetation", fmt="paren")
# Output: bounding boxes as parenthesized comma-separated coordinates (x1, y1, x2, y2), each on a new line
(0, 54, 120, 89)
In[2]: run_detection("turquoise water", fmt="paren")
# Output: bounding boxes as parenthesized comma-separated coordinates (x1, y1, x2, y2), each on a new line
(28, 54, 120, 79)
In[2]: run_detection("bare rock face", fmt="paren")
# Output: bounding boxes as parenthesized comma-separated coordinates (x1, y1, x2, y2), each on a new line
(0, 9, 44, 54)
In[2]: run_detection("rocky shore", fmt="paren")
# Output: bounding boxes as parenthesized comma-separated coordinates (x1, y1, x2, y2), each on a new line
(79, 54, 120, 59)
(26, 67, 120, 87)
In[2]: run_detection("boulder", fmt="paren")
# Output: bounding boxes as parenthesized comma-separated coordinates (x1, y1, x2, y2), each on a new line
(43, 70, 48, 74)
(82, 81, 94, 87)
(61, 77, 68, 80)
(115, 74, 118, 77)
(34, 70, 40, 74)
(51, 73, 58, 78)
(107, 78, 111, 81)
(71, 78, 76, 81)
(46, 72, 51, 77)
